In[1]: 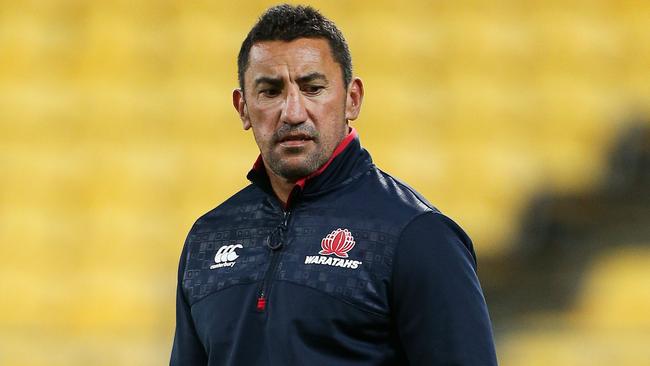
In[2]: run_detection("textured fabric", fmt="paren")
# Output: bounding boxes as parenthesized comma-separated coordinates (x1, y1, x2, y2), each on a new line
(170, 132, 498, 365)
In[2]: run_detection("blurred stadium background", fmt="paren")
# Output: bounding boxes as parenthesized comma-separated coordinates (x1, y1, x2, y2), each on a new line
(1, 0, 649, 365)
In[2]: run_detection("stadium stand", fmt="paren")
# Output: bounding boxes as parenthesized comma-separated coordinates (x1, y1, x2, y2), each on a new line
(0, 1, 648, 365)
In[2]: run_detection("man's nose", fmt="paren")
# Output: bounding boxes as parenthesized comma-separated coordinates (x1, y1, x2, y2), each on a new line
(281, 86, 308, 125)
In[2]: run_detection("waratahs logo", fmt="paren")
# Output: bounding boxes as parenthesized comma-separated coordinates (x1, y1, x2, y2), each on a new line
(319, 228, 356, 258)
(305, 228, 363, 269)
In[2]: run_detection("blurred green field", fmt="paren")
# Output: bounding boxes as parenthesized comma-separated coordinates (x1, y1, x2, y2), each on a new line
(1, 1, 649, 365)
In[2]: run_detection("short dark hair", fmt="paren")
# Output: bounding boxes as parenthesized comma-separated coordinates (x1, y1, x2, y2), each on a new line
(237, 4, 352, 92)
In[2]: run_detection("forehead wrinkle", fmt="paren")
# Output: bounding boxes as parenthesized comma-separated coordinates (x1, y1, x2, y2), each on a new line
(249, 41, 329, 65)
(251, 40, 326, 62)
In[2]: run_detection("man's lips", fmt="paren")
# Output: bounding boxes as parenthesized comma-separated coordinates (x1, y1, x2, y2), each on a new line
(278, 133, 313, 142)
(277, 133, 314, 147)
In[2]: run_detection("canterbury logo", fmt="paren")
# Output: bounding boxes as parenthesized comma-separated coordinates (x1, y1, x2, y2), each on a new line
(210, 244, 243, 269)
(305, 228, 362, 269)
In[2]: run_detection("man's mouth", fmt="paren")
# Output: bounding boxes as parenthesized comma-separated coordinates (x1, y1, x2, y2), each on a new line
(277, 133, 314, 147)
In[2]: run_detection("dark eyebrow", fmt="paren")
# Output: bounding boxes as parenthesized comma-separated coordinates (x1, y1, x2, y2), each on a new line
(296, 72, 328, 84)
(253, 72, 327, 89)
(254, 76, 283, 88)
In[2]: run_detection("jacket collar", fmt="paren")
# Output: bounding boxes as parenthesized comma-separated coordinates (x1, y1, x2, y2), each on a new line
(246, 127, 373, 206)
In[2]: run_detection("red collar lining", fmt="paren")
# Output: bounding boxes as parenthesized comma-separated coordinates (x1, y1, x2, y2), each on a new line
(252, 155, 264, 172)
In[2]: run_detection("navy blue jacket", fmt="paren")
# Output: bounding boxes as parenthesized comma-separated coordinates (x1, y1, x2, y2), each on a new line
(171, 130, 498, 365)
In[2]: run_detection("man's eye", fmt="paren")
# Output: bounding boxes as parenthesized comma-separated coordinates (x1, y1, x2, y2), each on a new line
(303, 85, 324, 94)
(261, 89, 280, 97)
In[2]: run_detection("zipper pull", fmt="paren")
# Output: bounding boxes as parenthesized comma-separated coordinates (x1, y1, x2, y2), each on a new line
(282, 210, 290, 227)
(256, 292, 267, 311)
(266, 210, 291, 250)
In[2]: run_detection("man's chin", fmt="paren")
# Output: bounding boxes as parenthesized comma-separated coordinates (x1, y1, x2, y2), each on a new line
(268, 155, 320, 181)
(276, 164, 315, 181)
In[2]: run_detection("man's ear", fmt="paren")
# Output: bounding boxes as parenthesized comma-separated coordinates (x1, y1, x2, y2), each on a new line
(345, 77, 364, 121)
(233, 88, 251, 130)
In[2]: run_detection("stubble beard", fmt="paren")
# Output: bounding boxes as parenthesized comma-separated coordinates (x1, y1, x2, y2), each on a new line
(265, 121, 346, 182)
(266, 125, 326, 181)
(267, 145, 326, 181)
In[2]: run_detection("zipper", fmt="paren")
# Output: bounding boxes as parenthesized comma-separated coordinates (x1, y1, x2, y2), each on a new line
(257, 209, 292, 311)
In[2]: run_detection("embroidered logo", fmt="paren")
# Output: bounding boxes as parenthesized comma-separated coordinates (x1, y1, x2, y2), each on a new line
(319, 228, 355, 258)
(210, 244, 243, 269)
(305, 229, 362, 269)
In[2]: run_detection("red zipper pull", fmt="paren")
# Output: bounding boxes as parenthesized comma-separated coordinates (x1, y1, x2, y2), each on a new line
(256, 294, 267, 311)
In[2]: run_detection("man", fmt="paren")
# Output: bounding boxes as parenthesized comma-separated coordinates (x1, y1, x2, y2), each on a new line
(171, 4, 497, 365)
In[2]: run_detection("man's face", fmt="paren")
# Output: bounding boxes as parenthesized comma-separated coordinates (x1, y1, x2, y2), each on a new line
(234, 38, 362, 181)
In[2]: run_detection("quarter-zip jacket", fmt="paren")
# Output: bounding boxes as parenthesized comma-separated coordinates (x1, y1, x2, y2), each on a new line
(171, 129, 498, 365)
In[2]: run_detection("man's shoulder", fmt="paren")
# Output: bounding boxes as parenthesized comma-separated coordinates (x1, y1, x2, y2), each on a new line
(327, 165, 446, 238)
(191, 184, 266, 230)
(366, 167, 476, 262)
(362, 166, 441, 216)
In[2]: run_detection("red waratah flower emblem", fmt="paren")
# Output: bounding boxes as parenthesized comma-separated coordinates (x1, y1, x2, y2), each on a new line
(319, 228, 356, 258)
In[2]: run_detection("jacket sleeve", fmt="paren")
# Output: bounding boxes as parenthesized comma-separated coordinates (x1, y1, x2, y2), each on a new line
(170, 235, 208, 366)
(391, 212, 498, 365)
